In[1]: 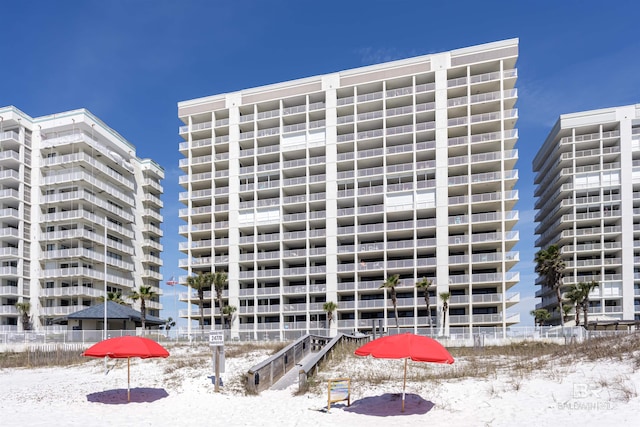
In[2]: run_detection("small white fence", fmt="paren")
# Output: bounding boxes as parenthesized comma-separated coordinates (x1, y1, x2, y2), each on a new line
(0, 326, 635, 352)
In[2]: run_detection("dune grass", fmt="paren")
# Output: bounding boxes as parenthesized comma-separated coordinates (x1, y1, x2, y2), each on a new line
(3, 333, 638, 396)
(305, 333, 640, 395)
(0, 347, 87, 369)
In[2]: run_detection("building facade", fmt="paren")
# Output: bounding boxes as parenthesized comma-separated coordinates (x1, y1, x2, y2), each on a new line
(0, 106, 164, 331)
(178, 39, 521, 339)
(533, 104, 640, 324)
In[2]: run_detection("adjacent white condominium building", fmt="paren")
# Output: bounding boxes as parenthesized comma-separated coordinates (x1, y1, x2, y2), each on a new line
(534, 104, 640, 324)
(0, 106, 164, 331)
(178, 39, 521, 339)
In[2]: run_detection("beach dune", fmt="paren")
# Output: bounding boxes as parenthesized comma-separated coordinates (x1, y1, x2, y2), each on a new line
(0, 341, 637, 427)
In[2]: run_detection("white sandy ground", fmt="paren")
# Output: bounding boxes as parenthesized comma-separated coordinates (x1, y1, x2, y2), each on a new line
(1, 343, 639, 427)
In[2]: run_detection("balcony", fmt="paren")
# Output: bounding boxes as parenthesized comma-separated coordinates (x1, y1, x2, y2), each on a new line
(0, 130, 19, 143)
(41, 286, 105, 299)
(447, 69, 517, 88)
(0, 305, 19, 315)
(40, 306, 82, 316)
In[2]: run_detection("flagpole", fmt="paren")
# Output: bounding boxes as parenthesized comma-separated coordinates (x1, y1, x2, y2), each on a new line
(173, 276, 178, 339)
(402, 358, 407, 412)
(166, 275, 178, 339)
(103, 217, 108, 374)
(103, 216, 108, 340)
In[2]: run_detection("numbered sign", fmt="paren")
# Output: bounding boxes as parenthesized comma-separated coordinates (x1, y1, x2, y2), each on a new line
(209, 332, 224, 347)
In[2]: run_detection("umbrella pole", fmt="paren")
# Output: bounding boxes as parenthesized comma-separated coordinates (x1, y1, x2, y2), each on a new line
(402, 358, 407, 412)
(127, 357, 130, 402)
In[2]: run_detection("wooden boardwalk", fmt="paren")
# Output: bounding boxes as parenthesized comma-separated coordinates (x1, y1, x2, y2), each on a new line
(271, 351, 318, 390)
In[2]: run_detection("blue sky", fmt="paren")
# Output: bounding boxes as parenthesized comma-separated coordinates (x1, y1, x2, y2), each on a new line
(1, 1, 639, 327)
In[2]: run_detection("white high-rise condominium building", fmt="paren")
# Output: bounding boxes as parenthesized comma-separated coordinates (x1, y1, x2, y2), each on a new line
(0, 106, 164, 331)
(178, 39, 520, 339)
(534, 104, 640, 324)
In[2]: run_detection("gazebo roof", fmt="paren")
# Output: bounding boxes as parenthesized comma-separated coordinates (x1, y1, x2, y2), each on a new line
(54, 301, 165, 326)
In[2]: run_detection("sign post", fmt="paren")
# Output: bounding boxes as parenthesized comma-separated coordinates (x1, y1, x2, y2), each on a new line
(209, 332, 224, 392)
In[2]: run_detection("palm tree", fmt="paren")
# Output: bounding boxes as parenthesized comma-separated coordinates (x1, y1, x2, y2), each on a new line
(162, 316, 176, 331)
(578, 281, 599, 328)
(561, 304, 573, 324)
(380, 274, 400, 330)
(323, 301, 338, 334)
(186, 272, 214, 331)
(161, 316, 176, 337)
(415, 277, 433, 335)
(565, 286, 583, 326)
(222, 305, 237, 329)
(567, 281, 599, 329)
(98, 291, 126, 305)
(534, 245, 566, 327)
(213, 271, 228, 330)
(129, 285, 156, 331)
(530, 309, 539, 329)
(15, 302, 31, 331)
(530, 308, 551, 328)
(539, 309, 552, 327)
(439, 292, 450, 334)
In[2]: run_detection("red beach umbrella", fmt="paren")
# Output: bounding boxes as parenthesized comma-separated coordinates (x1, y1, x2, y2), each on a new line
(83, 336, 170, 401)
(355, 333, 454, 411)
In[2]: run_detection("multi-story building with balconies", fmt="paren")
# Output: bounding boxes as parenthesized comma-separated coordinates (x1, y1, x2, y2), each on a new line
(0, 106, 164, 331)
(178, 39, 521, 339)
(534, 104, 640, 324)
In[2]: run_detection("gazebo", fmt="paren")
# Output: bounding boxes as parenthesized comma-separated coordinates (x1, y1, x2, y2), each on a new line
(53, 301, 165, 331)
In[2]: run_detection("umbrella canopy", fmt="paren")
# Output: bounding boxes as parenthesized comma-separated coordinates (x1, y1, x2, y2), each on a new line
(354, 333, 453, 411)
(83, 336, 169, 401)
(355, 333, 454, 363)
(83, 336, 170, 359)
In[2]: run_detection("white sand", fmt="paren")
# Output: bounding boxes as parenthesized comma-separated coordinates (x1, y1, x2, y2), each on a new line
(1, 343, 638, 427)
